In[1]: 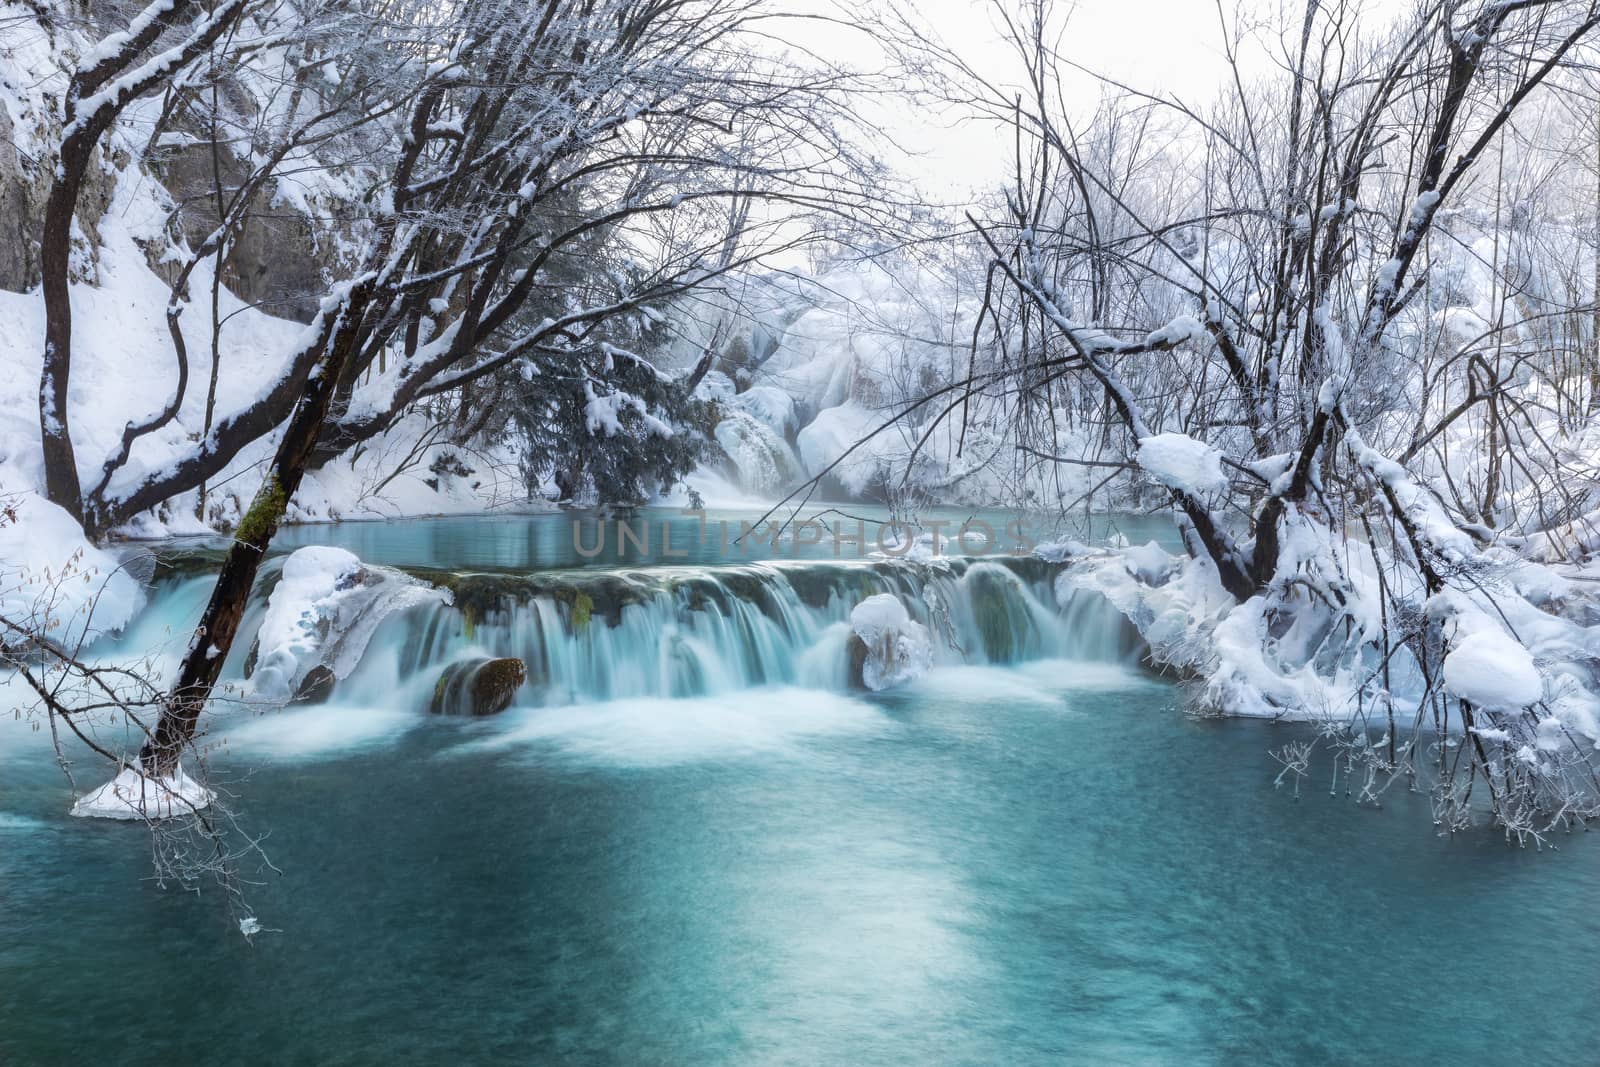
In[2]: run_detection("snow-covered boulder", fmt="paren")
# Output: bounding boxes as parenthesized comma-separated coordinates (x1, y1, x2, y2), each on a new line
(848, 593, 932, 691)
(1121, 540, 1178, 584)
(797, 401, 888, 495)
(249, 546, 449, 704)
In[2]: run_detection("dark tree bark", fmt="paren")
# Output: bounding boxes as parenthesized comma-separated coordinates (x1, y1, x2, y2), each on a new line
(37, 0, 248, 524)
(141, 284, 372, 775)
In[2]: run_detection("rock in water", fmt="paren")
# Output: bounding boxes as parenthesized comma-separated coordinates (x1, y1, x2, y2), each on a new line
(846, 632, 870, 689)
(849, 593, 932, 691)
(248, 545, 450, 705)
(430, 658, 528, 716)
(293, 664, 338, 705)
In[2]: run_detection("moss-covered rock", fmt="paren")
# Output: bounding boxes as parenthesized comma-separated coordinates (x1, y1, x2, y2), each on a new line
(535, 574, 652, 628)
(429, 657, 528, 716)
(783, 565, 847, 610)
(570, 591, 593, 629)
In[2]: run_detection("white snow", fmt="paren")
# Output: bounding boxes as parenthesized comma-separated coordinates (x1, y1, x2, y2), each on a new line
(1442, 625, 1543, 713)
(1143, 315, 1206, 349)
(1136, 433, 1229, 497)
(850, 593, 933, 691)
(1122, 540, 1177, 583)
(249, 546, 448, 703)
(797, 401, 887, 495)
(583, 381, 673, 439)
(70, 762, 213, 819)
(1407, 189, 1441, 230)
(0, 494, 145, 645)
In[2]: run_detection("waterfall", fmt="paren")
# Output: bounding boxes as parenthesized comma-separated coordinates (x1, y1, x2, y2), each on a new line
(111, 554, 1142, 711)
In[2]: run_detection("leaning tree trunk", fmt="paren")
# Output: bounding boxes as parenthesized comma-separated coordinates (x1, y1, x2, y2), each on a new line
(140, 289, 370, 776)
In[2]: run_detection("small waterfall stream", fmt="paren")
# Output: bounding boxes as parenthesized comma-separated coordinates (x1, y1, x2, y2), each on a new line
(123, 554, 1140, 711)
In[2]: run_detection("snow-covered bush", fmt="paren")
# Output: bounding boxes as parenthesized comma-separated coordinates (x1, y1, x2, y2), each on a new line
(1057, 483, 1600, 841)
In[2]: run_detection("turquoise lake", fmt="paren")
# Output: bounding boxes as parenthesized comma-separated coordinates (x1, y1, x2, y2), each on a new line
(2, 511, 1594, 1064)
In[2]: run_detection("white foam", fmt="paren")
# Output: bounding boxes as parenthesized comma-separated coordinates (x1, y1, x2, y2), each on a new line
(455, 687, 888, 766)
(1011, 658, 1162, 692)
(211, 703, 416, 760)
(903, 660, 1157, 708)
(901, 665, 1065, 706)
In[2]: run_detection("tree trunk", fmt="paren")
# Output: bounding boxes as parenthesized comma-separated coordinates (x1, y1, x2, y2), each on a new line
(141, 288, 370, 775)
(38, 137, 91, 522)
(1591, 100, 1600, 415)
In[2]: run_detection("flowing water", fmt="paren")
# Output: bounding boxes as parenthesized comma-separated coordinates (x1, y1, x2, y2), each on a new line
(2, 509, 1596, 1064)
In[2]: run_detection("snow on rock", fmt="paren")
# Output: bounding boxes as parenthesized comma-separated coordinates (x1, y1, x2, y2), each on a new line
(850, 593, 933, 691)
(70, 762, 213, 820)
(872, 527, 938, 561)
(1136, 433, 1229, 497)
(0, 494, 145, 645)
(1122, 540, 1178, 584)
(1443, 624, 1543, 712)
(1058, 519, 1362, 720)
(249, 546, 449, 703)
(1034, 539, 1093, 563)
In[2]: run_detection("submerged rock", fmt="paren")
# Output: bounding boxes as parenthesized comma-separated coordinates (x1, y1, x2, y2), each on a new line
(430, 657, 528, 716)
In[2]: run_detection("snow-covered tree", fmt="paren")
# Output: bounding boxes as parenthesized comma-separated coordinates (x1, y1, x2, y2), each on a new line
(890, 0, 1600, 837)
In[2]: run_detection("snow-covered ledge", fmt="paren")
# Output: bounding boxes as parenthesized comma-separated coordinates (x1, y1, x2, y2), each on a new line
(71, 763, 213, 820)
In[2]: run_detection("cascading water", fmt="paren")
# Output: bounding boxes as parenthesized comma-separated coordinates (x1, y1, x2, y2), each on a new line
(116, 553, 1142, 713)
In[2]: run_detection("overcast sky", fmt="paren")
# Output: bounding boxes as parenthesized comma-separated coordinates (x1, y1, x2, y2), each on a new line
(779, 0, 1410, 198)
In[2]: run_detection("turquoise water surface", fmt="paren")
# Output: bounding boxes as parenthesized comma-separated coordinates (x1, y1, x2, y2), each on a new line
(1, 512, 1594, 1064)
